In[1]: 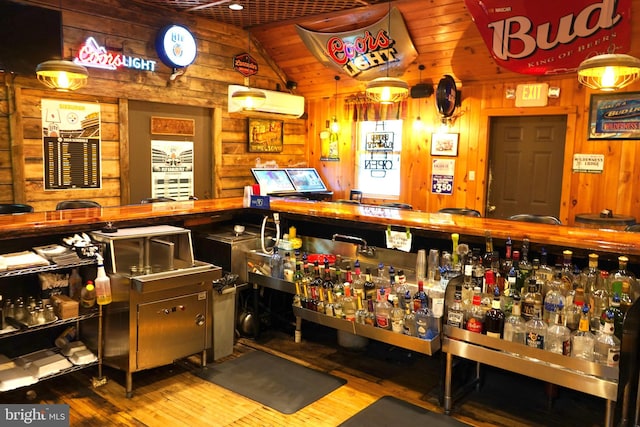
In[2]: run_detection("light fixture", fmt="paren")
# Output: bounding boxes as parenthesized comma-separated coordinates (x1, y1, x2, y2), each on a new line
(228, 3, 244, 11)
(365, 2, 409, 104)
(331, 75, 340, 133)
(230, 0, 266, 110)
(36, 59, 88, 91)
(577, 53, 640, 91)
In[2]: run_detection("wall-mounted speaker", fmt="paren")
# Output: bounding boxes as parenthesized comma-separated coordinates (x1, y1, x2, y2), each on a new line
(410, 83, 434, 99)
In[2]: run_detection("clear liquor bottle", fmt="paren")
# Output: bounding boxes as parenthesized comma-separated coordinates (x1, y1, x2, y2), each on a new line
(292, 272, 302, 308)
(571, 305, 595, 361)
(518, 238, 533, 292)
(461, 262, 474, 313)
(352, 260, 365, 301)
(604, 294, 624, 340)
(324, 291, 335, 317)
(559, 250, 576, 291)
(610, 255, 639, 305)
(522, 279, 541, 322)
(403, 306, 417, 337)
(322, 258, 335, 303)
(355, 295, 367, 325)
(415, 303, 436, 339)
(390, 296, 405, 333)
(342, 285, 356, 322)
(374, 288, 391, 330)
(484, 286, 505, 339)
(545, 306, 571, 355)
(503, 294, 526, 345)
(525, 301, 546, 349)
(283, 251, 294, 282)
(270, 246, 284, 279)
(394, 267, 409, 309)
(594, 309, 621, 366)
(586, 256, 609, 332)
(536, 247, 555, 286)
(619, 282, 634, 315)
(565, 288, 586, 331)
(333, 291, 344, 319)
(446, 285, 464, 328)
(543, 273, 566, 325)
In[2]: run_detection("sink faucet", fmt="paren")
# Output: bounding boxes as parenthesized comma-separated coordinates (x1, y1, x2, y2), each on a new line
(332, 233, 376, 257)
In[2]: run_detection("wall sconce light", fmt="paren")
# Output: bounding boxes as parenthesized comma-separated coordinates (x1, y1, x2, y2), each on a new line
(577, 53, 640, 91)
(35, 59, 88, 91)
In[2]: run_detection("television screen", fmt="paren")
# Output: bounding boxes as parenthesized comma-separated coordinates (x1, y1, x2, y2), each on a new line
(0, 2, 62, 75)
(251, 169, 296, 194)
(286, 168, 327, 192)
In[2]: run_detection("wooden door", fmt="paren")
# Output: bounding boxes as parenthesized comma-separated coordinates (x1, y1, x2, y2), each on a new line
(486, 115, 567, 219)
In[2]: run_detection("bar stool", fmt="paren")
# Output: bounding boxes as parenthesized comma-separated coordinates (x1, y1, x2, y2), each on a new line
(140, 197, 175, 203)
(438, 208, 481, 217)
(56, 200, 101, 210)
(507, 214, 562, 225)
(0, 203, 34, 214)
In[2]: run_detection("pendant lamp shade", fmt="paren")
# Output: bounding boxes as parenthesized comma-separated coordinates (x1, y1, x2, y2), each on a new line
(366, 77, 409, 104)
(36, 60, 89, 91)
(577, 53, 640, 91)
(231, 87, 267, 110)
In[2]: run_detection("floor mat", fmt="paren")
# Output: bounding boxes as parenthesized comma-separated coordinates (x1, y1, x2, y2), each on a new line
(194, 350, 346, 414)
(339, 396, 470, 427)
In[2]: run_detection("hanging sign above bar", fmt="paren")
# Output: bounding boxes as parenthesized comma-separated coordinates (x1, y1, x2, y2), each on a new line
(74, 37, 157, 72)
(296, 7, 417, 80)
(464, 0, 632, 75)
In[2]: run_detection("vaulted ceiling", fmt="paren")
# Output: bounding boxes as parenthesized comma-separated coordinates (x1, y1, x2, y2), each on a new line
(129, 0, 520, 99)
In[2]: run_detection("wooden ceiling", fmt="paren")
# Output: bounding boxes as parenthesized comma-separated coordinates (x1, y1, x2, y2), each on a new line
(129, 0, 520, 99)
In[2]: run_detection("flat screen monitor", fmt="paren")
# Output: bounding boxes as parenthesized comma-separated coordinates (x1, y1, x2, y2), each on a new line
(251, 169, 295, 194)
(286, 168, 328, 192)
(0, 2, 63, 75)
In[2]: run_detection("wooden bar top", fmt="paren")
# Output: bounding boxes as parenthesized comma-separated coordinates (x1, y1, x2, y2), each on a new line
(0, 197, 637, 257)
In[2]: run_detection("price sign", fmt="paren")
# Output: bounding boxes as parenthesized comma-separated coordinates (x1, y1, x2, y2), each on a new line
(431, 159, 455, 195)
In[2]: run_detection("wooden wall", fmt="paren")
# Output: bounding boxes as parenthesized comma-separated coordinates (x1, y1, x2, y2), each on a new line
(0, 0, 305, 211)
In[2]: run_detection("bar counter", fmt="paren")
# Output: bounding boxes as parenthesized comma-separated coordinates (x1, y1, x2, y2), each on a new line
(0, 197, 637, 258)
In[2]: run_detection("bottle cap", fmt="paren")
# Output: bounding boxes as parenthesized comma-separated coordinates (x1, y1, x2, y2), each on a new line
(86, 284, 95, 291)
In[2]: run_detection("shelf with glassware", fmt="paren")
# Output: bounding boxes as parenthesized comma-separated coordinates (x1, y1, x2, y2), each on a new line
(441, 291, 640, 427)
(0, 249, 102, 393)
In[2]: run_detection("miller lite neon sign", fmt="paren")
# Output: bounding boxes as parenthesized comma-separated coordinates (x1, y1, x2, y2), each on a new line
(74, 37, 157, 72)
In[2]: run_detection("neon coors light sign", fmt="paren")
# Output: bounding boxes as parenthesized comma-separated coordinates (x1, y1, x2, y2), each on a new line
(74, 37, 157, 72)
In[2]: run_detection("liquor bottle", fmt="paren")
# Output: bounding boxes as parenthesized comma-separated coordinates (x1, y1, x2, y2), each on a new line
(390, 296, 405, 333)
(543, 273, 566, 325)
(412, 280, 428, 312)
(536, 247, 555, 285)
(322, 258, 334, 301)
(94, 258, 112, 305)
(362, 268, 376, 301)
(522, 279, 541, 322)
(503, 294, 526, 344)
(283, 252, 294, 282)
(403, 306, 417, 337)
(394, 268, 408, 309)
(461, 262, 474, 313)
(374, 288, 391, 330)
(324, 290, 335, 317)
(584, 254, 608, 332)
(365, 299, 376, 327)
(316, 285, 325, 314)
(292, 271, 302, 308)
(293, 263, 304, 308)
(465, 289, 485, 333)
(352, 260, 365, 300)
(525, 300, 546, 349)
(545, 304, 571, 355)
(571, 305, 595, 361)
(302, 261, 313, 309)
(429, 282, 445, 318)
(482, 230, 494, 269)
(355, 295, 367, 325)
(565, 288, 586, 331)
(502, 261, 517, 315)
(603, 294, 624, 340)
(501, 236, 513, 278)
(446, 285, 464, 328)
(342, 285, 356, 322)
(610, 255, 638, 305)
(484, 286, 505, 339)
(309, 261, 323, 311)
(375, 262, 388, 294)
(333, 290, 344, 319)
(559, 250, 575, 291)
(518, 238, 533, 292)
(333, 267, 344, 301)
(594, 309, 621, 366)
(415, 303, 436, 339)
(619, 282, 634, 314)
(472, 254, 485, 293)
(270, 246, 284, 279)
(80, 282, 96, 308)
(68, 267, 83, 300)
(483, 269, 496, 313)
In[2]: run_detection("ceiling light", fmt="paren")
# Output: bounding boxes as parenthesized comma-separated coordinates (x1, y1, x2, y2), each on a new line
(35, 60, 88, 91)
(231, 88, 266, 110)
(229, 3, 243, 11)
(366, 77, 409, 104)
(577, 53, 640, 91)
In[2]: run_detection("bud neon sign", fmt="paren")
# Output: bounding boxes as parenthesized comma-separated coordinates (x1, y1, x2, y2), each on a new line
(74, 37, 157, 72)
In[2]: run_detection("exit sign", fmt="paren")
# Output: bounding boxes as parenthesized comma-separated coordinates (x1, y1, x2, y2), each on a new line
(515, 83, 549, 107)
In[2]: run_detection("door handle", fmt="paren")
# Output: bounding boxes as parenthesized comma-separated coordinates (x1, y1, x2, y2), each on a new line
(487, 205, 496, 213)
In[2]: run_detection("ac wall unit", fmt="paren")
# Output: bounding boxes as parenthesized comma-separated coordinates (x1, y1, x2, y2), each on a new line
(227, 85, 305, 117)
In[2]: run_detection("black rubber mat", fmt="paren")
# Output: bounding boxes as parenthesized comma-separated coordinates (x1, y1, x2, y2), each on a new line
(339, 396, 470, 427)
(194, 350, 346, 414)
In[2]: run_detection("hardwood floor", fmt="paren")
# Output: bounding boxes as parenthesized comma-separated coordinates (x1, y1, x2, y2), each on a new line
(1, 322, 606, 427)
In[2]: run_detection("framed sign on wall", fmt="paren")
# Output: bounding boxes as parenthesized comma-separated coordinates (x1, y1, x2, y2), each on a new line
(248, 118, 284, 152)
(431, 133, 459, 156)
(588, 92, 640, 140)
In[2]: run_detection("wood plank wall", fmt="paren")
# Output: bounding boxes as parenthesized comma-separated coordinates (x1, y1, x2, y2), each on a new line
(0, 0, 305, 211)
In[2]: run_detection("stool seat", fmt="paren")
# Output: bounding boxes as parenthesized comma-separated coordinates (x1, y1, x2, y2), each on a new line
(140, 197, 175, 203)
(438, 208, 481, 217)
(508, 214, 561, 225)
(0, 203, 34, 214)
(56, 200, 101, 210)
